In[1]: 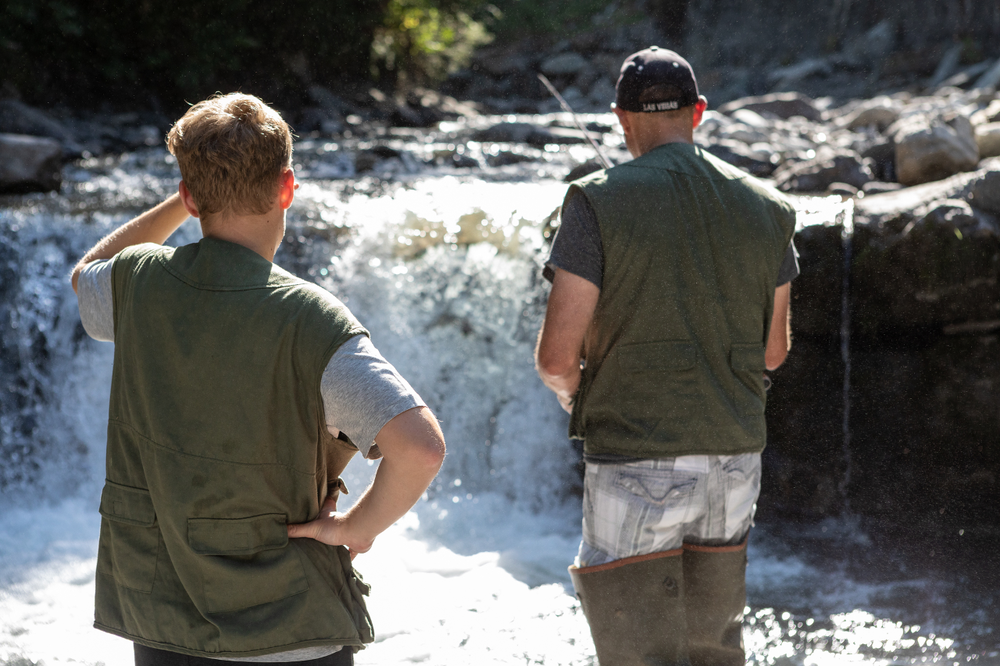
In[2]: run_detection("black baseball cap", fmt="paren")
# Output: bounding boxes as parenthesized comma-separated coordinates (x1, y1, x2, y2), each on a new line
(614, 46, 700, 112)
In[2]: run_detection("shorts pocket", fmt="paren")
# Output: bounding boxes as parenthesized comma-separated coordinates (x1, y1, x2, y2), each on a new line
(614, 469, 698, 506)
(722, 454, 761, 539)
(187, 514, 308, 614)
(98, 481, 160, 593)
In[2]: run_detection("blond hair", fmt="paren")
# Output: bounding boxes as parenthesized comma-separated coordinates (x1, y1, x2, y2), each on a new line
(166, 93, 292, 218)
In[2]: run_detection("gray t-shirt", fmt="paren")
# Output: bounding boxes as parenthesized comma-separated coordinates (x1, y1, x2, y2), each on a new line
(77, 257, 425, 663)
(544, 190, 800, 287)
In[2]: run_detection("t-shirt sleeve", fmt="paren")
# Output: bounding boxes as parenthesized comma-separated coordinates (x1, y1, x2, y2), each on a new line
(76, 259, 116, 342)
(543, 190, 604, 288)
(776, 238, 800, 287)
(320, 335, 426, 459)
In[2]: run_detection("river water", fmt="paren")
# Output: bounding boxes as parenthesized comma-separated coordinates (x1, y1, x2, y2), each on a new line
(0, 112, 997, 665)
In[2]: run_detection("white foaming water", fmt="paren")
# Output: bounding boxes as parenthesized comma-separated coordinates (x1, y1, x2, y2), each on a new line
(0, 152, 990, 665)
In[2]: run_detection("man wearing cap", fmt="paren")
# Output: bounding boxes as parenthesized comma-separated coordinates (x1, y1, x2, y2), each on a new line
(535, 47, 799, 665)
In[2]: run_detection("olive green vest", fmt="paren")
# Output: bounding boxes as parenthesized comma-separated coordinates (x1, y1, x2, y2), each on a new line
(95, 238, 374, 659)
(567, 142, 796, 458)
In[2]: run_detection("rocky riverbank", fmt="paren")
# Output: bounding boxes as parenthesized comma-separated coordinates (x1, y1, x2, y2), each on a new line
(2, 43, 999, 538)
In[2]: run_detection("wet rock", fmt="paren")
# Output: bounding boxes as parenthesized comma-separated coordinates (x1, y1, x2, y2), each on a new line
(0, 133, 63, 193)
(540, 52, 589, 77)
(975, 122, 1000, 159)
(827, 182, 858, 197)
(856, 161, 994, 222)
(472, 122, 539, 144)
(0, 100, 72, 142)
(701, 139, 777, 177)
(0, 100, 82, 156)
(716, 120, 770, 146)
(892, 113, 980, 186)
(472, 121, 588, 147)
(967, 169, 1000, 215)
(450, 153, 480, 168)
(862, 181, 903, 195)
(846, 333, 1000, 532)
(860, 141, 896, 182)
(839, 96, 901, 132)
(727, 108, 771, 129)
(971, 99, 1000, 126)
(565, 160, 605, 182)
(486, 151, 538, 168)
(851, 203, 1000, 340)
(764, 185, 1000, 529)
(775, 150, 873, 192)
(718, 92, 822, 121)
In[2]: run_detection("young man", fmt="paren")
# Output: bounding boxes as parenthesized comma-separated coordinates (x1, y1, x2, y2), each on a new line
(71, 93, 446, 665)
(536, 48, 799, 665)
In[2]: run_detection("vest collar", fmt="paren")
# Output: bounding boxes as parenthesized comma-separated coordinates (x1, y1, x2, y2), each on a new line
(161, 237, 285, 290)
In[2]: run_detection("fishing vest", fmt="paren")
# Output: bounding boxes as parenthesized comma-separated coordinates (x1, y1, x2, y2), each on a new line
(94, 237, 374, 659)
(567, 142, 796, 458)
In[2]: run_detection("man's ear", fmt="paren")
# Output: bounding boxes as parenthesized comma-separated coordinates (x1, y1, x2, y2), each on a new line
(178, 181, 201, 218)
(613, 106, 631, 135)
(278, 168, 296, 210)
(692, 96, 708, 130)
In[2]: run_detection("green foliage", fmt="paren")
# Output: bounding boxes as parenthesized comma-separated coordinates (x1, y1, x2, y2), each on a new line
(372, 0, 492, 84)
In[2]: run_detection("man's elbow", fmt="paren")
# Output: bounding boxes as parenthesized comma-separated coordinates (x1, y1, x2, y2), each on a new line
(415, 433, 446, 472)
(535, 346, 575, 383)
(765, 344, 789, 371)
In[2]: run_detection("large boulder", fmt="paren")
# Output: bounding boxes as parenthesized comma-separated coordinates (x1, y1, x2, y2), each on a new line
(763, 183, 1000, 530)
(471, 122, 589, 146)
(700, 139, 777, 177)
(0, 100, 82, 156)
(975, 122, 1000, 159)
(718, 92, 822, 121)
(0, 133, 63, 193)
(774, 150, 873, 192)
(838, 96, 901, 132)
(892, 113, 980, 186)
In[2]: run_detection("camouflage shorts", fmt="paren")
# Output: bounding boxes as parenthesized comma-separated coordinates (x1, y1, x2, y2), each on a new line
(577, 453, 761, 567)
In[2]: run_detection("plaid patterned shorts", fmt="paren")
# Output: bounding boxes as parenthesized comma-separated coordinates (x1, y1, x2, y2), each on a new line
(577, 453, 761, 567)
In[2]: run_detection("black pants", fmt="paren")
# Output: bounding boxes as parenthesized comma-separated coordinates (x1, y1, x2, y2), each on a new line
(134, 644, 353, 666)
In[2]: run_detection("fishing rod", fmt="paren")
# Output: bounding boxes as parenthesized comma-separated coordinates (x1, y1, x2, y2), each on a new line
(536, 73, 614, 170)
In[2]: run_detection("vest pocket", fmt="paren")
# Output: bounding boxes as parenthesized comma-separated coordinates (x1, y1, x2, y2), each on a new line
(98, 481, 160, 593)
(729, 344, 766, 417)
(187, 514, 309, 614)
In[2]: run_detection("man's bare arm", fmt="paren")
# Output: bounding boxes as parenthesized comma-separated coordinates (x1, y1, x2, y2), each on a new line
(70, 193, 189, 293)
(535, 268, 600, 413)
(765, 282, 792, 371)
(287, 406, 445, 557)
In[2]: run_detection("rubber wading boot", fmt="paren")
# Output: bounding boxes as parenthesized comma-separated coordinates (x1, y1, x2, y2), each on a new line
(682, 541, 748, 666)
(569, 549, 691, 666)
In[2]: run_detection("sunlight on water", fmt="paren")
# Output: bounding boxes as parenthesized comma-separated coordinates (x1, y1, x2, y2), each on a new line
(1, 144, 994, 665)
